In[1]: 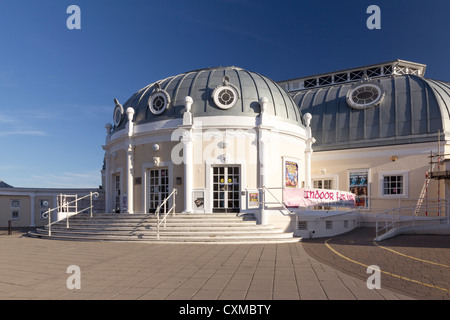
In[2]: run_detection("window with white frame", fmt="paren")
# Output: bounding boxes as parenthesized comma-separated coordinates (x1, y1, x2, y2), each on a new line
(10, 200, 21, 208)
(10, 199, 21, 220)
(313, 178, 335, 210)
(312, 177, 336, 210)
(380, 172, 408, 197)
(313, 179, 334, 190)
(11, 210, 20, 219)
(383, 175, 403, 195)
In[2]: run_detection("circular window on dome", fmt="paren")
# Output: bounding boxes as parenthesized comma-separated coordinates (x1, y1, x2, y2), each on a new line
(213, 86, 239, 110)
(346, 82, 385, 109)
(113, 104, 123, 126)
(149, 91, 170, 115)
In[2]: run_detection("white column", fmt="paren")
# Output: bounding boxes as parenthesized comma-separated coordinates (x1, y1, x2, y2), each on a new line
(104, 152, 111, 213)
(126, 108, 135, 214)
(30, 193, 36, 227)
(305, 147, 313, 188)
(126, 144, 134, 214)
(258, 97, 269, 225)
(104, 123, 112, 213)
(182, 130, 194, 213)
(303, 113, 314, 189)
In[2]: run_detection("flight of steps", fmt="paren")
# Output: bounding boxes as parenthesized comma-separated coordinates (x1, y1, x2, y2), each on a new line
(27, 212, 301, 244)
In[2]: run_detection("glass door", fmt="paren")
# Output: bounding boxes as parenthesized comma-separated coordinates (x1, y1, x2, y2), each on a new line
(148, 168, 169, 213)
(212, 166, 240, 213)
(114, 174, 121, 213)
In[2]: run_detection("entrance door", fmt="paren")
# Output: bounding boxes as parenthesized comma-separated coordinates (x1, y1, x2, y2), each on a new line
(148, 168, 169, 213)
(114, 174, 121, 213)
(212, 166, 240, 213)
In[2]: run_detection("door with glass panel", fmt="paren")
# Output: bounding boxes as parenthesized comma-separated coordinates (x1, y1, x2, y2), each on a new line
(212, 166, 240, 213)
(148, 168, 169, 213)
(114, 174, 121, 213)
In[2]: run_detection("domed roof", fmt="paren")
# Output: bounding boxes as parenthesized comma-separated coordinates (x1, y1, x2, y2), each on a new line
(112, 66, 305, 132)
(0, 179, 13, 188)
(294, 74, 450, 151)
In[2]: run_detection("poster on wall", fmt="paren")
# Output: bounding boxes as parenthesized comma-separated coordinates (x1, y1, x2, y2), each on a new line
(193, 190, 204, 209)
(285, 161, 298, 188)
(248, 192, 259, 208)
(349, 172, 368, 207)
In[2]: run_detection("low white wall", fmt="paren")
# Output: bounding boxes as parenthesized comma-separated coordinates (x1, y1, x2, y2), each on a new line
(265, 209, 359, 239)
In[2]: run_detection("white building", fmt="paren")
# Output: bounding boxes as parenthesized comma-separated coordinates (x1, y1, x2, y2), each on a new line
(102, 66, 314, 229)
(280, 59, 450, 222)
(3, 60, 449, 240)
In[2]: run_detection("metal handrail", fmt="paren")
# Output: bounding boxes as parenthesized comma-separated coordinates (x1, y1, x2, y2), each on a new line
(155, 188, 177, 240)
(375, 201, 450, 238)
(260, 186, 292, 215)
(42, 192, 99, 236)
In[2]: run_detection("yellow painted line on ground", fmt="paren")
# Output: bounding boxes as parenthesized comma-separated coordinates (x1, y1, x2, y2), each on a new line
(324, 239, 450, 293)
(373, 241, 450, 269)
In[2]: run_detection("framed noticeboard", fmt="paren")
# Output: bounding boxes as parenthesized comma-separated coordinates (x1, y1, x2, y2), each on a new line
(247, 190, 259, 208)
(193, 190, 204, 209)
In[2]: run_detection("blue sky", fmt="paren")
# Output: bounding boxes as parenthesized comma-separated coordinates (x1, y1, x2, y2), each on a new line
(1, 0, 449, 188)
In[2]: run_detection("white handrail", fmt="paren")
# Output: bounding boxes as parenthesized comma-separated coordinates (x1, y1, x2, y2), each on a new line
(375, 200, 450, 238)
(42, 191, 99, 236)
(260, 186, 293, 215)
(155, 188, 177, 240)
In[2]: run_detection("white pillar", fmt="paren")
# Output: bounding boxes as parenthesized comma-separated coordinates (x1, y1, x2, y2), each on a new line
(104, 152, 111, 213)
(126, 144, 134, 214)
(182, 130, 194, 213)
(305, 147, 313, 188)
(30, 193, 36, 227)
(258, 97, 269, 225)
(104, 123, 113, 213)
(126, 108, 135, 214)
(303, 113, 314, 189)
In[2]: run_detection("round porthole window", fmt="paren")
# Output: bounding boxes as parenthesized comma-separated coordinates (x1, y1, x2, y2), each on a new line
(346, 82, 385, 109)
(213, 85, 239, 110)
(149, 90, 170, 115)
(113, 99, 124, 126)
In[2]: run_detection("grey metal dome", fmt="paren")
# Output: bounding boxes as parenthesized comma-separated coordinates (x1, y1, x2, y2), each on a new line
(113, 66, 305, 132)
(293, 74, 450, 151)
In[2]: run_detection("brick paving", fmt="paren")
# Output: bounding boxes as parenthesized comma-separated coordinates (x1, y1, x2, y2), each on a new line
(302, 227, 450, 300)
(0, 228, 414, 301)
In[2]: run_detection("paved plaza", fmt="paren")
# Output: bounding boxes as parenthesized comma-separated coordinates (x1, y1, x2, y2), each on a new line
(0, 227, 448, 301)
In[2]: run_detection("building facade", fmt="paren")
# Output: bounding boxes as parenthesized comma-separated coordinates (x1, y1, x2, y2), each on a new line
(0, 183, 102, 228)
(279, 59, 450, 218)
(3, 59, 449, 232)
(102, 66, 314, 226)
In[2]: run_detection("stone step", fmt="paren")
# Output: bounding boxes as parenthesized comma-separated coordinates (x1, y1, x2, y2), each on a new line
(28, 212, 301, 244)
(50, 222, 261, 229)
(66, 214, 256, 222)
(32, 228, 293, 237)
(28, 230, 299, 243)
(46, 224, 279, 232)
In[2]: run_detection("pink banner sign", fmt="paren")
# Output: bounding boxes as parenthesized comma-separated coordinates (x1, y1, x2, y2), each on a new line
(283, 188, 356, 208)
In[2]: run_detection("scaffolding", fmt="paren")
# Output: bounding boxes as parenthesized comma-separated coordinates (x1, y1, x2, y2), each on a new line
(415, 151, 450, 217)
(414, 130, 450, 216)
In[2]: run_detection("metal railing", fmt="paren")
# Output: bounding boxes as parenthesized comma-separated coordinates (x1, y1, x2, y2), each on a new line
(42, 192, 99, 236)
(260, 186, 292, 215)
(155, 188, 177, 240)
(375, 200, 450, 238)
